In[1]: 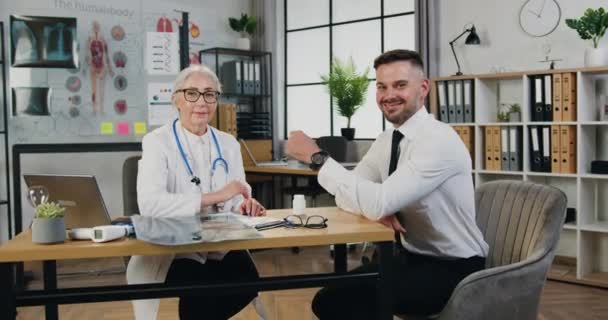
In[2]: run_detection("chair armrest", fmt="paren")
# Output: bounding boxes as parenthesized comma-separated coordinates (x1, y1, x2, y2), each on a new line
(437, 249, 554, 320)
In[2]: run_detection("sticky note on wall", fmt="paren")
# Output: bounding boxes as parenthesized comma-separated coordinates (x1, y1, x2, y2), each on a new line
(134, 122, 147, 135)
(117, 122, 129, 135)
(100, 122, 114, 134)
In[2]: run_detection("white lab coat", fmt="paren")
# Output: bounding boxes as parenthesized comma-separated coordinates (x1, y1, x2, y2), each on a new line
(127, 121, 250, 320)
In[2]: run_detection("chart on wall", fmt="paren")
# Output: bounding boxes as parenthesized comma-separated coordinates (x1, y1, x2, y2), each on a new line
(8, 0, 147, 143)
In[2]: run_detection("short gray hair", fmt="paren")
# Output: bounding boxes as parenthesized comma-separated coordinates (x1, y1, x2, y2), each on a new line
(173, 64, 222, 93)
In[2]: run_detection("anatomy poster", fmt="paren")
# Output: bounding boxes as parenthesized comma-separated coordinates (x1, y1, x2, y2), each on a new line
(145, 32, 179, 75)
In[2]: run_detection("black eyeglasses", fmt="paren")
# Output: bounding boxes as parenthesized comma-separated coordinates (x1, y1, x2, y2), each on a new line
(175, 88, 221, 103)
(284, 215, 328, 229)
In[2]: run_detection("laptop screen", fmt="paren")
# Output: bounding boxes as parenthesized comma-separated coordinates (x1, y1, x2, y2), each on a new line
(23, 174, 112, 229)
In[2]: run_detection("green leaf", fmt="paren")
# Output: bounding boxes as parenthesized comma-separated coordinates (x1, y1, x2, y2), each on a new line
(229, 17, 243, 32)
(245, 16, 257, 35)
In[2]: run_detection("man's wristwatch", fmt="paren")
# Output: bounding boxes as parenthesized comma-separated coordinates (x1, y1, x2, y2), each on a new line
(310, 150, 330, 171)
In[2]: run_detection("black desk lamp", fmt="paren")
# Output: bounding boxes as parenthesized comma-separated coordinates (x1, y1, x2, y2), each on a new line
(449, 25, 481, 76)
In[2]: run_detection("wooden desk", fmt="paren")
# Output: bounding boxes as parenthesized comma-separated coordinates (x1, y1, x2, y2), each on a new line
(244, 165, 317, 176)
(0, 207, 394, 320)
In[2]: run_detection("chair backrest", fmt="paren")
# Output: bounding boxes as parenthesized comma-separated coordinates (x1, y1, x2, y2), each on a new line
(316, 136, 347, 162)
(122, 155, 141, 216)
(475, 180, 567, 269)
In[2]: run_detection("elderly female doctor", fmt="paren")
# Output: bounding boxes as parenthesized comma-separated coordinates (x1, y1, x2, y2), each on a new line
(126, 64, 265, 320)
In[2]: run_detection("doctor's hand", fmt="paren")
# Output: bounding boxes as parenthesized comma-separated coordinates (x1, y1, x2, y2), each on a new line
(379, 215, 406, 234)
(219, 181, 251, 202)
(286, 131, 321, 164)
(201, 181, 251, 209)
(239, 198, 266, 217)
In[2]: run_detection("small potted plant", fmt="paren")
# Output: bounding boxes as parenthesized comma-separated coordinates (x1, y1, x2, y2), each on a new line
(566, 8, 608, 67)
(229, 13, 257, 50)
(508, 103, 521, 122)
(321, 57, 369, 140)
(31, 202, 66, 244)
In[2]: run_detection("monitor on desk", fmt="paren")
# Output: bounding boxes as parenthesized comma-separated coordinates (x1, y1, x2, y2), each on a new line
(23, 174, 112, 229)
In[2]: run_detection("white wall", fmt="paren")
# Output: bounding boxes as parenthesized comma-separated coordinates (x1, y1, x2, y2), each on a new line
(0, 0, 251, 242)
(437, 0, 607, 76)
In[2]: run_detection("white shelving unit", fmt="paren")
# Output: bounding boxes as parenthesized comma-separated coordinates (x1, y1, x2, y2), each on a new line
(431, 66, 608, 288)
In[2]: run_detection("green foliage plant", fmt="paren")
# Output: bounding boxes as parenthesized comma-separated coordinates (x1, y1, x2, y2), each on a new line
(566, 8, 608, 49)
(320, 57, 370, 128)
(35, 202, 65, 219)
(229, 13, 257, 37)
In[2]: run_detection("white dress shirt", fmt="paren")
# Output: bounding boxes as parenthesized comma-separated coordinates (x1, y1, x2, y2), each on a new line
(127, 120, 249, 320)
(318, 107, 489, 259)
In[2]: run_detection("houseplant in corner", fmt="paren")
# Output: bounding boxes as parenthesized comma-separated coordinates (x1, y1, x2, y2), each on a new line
(229, 13, 257, 50)
(566, 7, 608, 67)
(29, 186, 66, 244)
(321, 57, 369, 140)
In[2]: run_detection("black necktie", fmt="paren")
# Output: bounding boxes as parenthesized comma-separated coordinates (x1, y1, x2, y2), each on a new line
(389, 130, 404, 175)
(389, 130, 404, 253)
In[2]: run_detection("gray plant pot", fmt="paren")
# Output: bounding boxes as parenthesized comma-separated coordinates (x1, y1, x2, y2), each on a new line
(509, 112, 521, 122)
(32, 217, 66, 244)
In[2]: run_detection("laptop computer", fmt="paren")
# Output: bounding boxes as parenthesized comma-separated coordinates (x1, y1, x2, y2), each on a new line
(23, 174, 112, 229)
(240, 139, 289, 166)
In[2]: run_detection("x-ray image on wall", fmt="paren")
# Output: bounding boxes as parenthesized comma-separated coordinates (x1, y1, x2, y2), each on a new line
(12, 87, 52, 116)
(10, 15, 78, 68)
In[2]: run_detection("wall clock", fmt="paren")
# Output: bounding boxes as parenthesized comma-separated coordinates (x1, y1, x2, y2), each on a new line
(519, 0, 561, 37)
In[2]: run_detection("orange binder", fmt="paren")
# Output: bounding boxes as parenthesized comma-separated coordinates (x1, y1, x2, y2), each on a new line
(562, 72, 577, 121)
(492, 126, 501, 171)
(216, 103, 238, 137)
(553, 73, 562, 121)
(559, 125, 576, 173)
(461, 126, 474, 167)
(551, 125, 561, 173)
(485, 127, 493, 170)
(454, 126, 462, 141)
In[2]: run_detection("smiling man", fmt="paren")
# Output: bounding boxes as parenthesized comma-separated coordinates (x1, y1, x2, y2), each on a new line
(286, 49, 489, 319)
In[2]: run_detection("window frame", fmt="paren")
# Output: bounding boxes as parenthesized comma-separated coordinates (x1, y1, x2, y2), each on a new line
(283, 0, 419, 139)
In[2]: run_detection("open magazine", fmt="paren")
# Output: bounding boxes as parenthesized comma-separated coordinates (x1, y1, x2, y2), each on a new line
(131, 212, 272, 246)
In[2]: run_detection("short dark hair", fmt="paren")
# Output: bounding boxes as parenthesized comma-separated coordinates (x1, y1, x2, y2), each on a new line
(373, 49, 424, 70)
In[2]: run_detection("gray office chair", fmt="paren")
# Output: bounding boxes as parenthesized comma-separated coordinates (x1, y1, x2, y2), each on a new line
(122, 155, 141, 216)
(399, 180, 567, 320)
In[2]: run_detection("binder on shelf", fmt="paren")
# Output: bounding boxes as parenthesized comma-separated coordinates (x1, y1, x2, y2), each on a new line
(254, 61, 261, 95)
(509, 126, 521, 171)
(463, 79, 474, 123)
(550, 125, 561, 173)
(455, 80, 464, 123)
(485, 126, 493, 170)
(529, 126, 542, 172)
(560, 125, 577, 173)
(216, 103, 237, 137)
(501, 126, 510, 171)
(220, 60, 243, 94)
(531, 76, 544, 121)
(242, 61, 251, 95)
(453, 126, 462, 139)
(437, 81, 449, 122)
(461, 126, 474, 165)
(541, 126, 551, 172)
(562, 72, 577, 121)
(552, 73, 562, 121)
(447, 81, 456, 123)
(492, 126, 501, 171)
(543, 74, 553, 121)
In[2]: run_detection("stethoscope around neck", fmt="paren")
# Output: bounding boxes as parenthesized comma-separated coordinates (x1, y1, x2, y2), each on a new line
(172, 118, 229, 186)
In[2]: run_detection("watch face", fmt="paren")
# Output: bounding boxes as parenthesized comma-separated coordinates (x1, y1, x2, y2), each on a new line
(519, 0, 561, 37)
